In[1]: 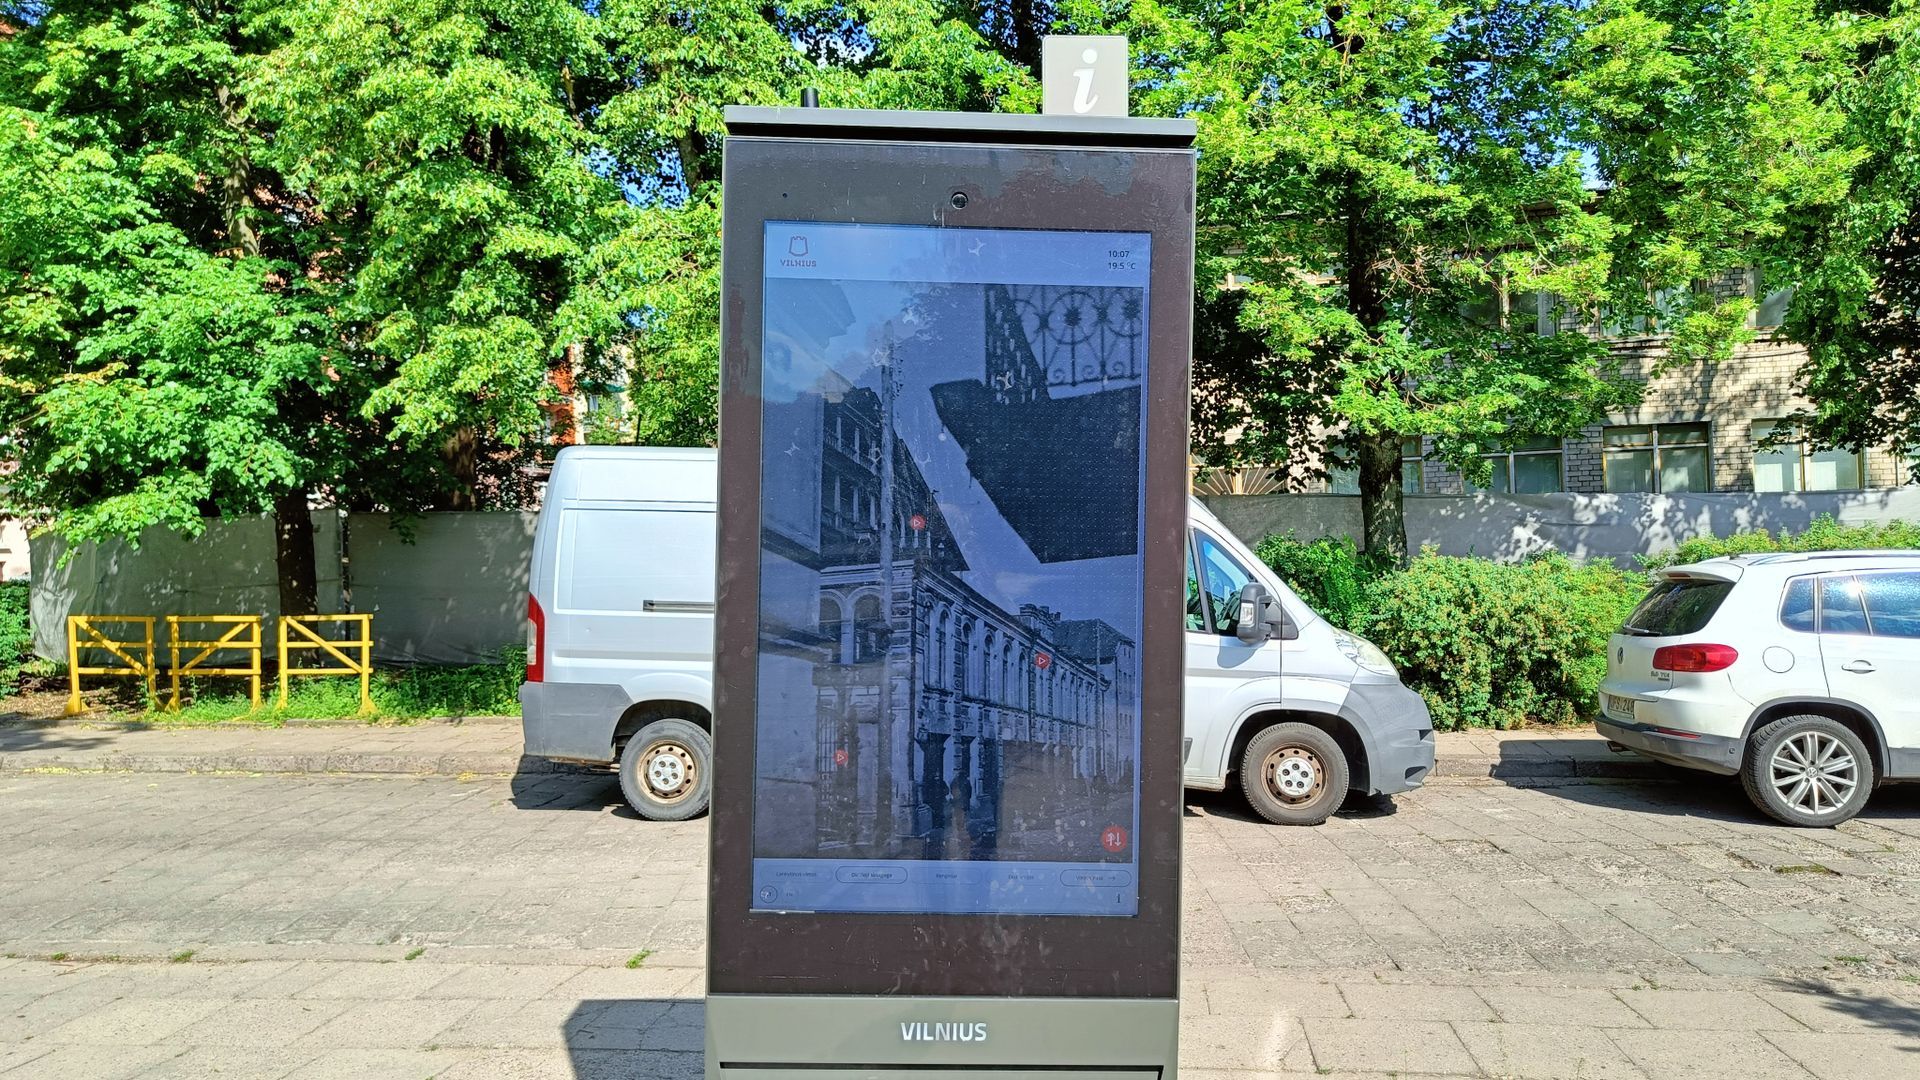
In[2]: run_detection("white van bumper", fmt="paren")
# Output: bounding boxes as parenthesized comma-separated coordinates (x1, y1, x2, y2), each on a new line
(519, 681, 628, 763)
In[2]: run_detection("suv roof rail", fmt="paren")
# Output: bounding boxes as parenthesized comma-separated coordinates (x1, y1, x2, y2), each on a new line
(1728, 549, 1920, 565)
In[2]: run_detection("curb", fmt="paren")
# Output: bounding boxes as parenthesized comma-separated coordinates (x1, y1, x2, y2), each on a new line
(0, 750, 1675, 783)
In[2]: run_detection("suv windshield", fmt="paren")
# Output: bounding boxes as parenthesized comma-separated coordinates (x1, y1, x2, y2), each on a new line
(1622, 578, 1734, 637)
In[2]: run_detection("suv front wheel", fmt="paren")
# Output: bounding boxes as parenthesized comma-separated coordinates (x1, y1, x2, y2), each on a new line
(1741, 714, 1874, 827)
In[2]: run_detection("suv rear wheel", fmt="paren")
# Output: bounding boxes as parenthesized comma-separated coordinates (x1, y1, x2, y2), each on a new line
(618, 718, 713, 821)
(1741, 714, 1873, 827)
(1239, 723, 1350, 826)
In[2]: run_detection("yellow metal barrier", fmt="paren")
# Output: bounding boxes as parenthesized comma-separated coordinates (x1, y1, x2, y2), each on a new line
(167, 615, 264, 711)
(278, 614, 374, 713)
(65, 615, 157, 715)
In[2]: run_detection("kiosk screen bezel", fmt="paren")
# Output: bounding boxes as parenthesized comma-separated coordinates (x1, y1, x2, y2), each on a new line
(710, 120, 1192, 1000)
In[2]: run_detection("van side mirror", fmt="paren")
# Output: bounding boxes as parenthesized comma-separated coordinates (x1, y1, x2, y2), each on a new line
(1234, 582, 1292, 643)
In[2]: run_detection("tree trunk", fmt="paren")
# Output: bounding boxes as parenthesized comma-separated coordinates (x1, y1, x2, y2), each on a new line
(442, 426, 479, 509)
(1356, 434, 1408, 567)
(274, 488, 318, 617)
(1343, 170, 1409, 566)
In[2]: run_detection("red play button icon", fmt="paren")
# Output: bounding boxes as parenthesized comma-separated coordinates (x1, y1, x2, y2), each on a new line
(1035, 651, 1052, 670)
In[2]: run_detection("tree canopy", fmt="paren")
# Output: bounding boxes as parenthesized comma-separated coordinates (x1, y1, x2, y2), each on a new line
(0, 0, 1910, 583)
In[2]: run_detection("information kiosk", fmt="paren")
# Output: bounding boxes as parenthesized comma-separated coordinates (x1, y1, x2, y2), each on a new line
(708, 104, 1196, 1080)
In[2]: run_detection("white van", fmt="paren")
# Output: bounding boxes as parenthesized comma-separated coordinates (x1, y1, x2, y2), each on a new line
(520, 446, 1435, 824)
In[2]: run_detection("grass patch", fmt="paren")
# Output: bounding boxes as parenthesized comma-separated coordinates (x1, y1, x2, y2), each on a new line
(1835, 955, 1869, 964)
(625, 951, 652, 970)
(1773, 864, 1841, 876)
(404, 947, 425, 961)
(48, 952, 66, 962)
(106, 647, 526, 725)
(169, 949, 194, 964)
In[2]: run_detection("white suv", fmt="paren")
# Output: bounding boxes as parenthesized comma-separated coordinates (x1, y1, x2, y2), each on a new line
(1599, 551, 1920, 826)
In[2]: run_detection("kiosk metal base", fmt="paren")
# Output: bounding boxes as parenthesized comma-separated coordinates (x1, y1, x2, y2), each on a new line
(706, 994, 1179, 1079)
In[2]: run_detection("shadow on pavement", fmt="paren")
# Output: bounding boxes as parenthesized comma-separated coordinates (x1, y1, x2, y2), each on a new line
(1184, 785, 1402, 825)
(0, 720, 116, 757)
(509, 768, 630, 814)
(565, 998, 703, 1079)
(1769, 977, 1920, 1047)
(1502, 741, 1920, 824)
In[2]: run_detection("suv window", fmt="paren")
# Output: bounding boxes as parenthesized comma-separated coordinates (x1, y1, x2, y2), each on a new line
(1622, 578, 1734, 637)
(1820, 575, 1870, 635)
(1192, 532, 1253, 637)
(1857, 571, 1920, 638)
(1780, 577, 1816, 632)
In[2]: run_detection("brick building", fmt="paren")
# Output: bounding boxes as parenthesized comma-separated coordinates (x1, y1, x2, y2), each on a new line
(1295, 269, 1910, 497)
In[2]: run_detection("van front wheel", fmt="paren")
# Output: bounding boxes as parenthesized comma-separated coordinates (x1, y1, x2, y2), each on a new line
(1240, 723, 1349, 826)
(619, 718, 713, 821)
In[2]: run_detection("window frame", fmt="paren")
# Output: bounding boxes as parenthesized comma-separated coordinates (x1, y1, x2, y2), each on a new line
(1751, 419, 1865, 493)
(1601, 422, 1713, 494)
(1188, 529, 1255, 637)
(1468, 435, 1565, 495)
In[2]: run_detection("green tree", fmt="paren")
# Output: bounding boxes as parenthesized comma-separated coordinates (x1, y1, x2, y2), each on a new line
(0, 1, 402, 613)
(1081, 0, 1864, 563)
(1781, 0, 1918, 468)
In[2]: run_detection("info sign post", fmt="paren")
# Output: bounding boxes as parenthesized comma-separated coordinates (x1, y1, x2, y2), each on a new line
(708, 105, 1195, 1080)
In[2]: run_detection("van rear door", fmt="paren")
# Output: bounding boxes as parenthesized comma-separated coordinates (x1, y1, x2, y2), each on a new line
(548, 503, 717, 685)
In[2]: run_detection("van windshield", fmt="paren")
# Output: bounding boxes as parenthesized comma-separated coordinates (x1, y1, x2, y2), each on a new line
(1621, 578, 1734, 637)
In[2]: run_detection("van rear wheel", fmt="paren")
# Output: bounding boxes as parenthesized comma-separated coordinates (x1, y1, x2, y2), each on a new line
(619, 718, 712, 821)
(1240, 723, 1349, 826)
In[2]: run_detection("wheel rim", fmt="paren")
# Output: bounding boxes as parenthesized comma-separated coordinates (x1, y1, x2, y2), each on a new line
(1769, 731, 1858, 817)
(641, 742, 697, 803)
(1263, 745, 1324, 805)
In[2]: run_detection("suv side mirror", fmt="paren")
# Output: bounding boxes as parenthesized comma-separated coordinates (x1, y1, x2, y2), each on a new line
(1234, 582, 1293, 643)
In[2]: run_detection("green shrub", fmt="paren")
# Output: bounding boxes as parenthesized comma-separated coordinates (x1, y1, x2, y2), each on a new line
(0, 582, 31, 697)
(1253, 533, 1388, 629)
(1644, 515, 1920, 570)
(1352, 551, 1642, 730)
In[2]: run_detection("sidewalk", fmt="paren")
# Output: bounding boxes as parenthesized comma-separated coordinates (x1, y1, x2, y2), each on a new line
(0, 717, 1670, 782)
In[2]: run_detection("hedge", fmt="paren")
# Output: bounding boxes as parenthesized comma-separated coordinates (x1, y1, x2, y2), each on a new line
(1256, 515, 1920, 730)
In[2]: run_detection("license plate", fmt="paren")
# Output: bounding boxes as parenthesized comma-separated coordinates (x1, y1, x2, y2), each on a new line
(1604, 694, 1636, 720)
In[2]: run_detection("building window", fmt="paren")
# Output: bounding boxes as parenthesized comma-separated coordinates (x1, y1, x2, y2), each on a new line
(1468, 436, 1564, 494)
(1751, 420, 1863, 492)
(1603, 423, 1711, 493)
(1327, 437, 1423, 494)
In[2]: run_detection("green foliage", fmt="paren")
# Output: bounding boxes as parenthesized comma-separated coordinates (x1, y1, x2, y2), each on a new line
(1642, 516, 1920, 570)
(1783, 0, 1920, 464)
(1253, 533, 1388, 630)
(1070, 0, 1870, 560)
(0, 582, 31, 696)
(1351, 551, 1642, 730)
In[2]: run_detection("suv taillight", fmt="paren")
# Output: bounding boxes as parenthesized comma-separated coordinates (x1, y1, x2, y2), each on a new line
(1651, 643, 1738, 672)
(526, 595, 545, 683)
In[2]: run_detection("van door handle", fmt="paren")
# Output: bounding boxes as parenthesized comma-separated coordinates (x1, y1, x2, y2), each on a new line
(1841, 660, 1876, 674)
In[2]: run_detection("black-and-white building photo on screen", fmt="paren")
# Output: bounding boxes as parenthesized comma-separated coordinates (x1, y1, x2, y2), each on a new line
(751, 223, 1149, 894)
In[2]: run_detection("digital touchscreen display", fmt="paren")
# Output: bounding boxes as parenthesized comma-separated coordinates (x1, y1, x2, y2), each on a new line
(751, 221, 1149, 917)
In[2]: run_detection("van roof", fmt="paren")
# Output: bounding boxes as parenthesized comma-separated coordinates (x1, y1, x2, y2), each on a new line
(547, 445, 717, 505)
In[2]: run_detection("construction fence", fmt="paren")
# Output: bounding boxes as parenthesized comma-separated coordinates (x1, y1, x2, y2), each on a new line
(31, 512, 535, 667)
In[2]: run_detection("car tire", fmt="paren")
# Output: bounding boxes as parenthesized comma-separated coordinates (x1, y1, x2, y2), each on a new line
(1240, 722, 1350, 826)
(618, 718, 713, 821)
(1740, 714, 1874, 827)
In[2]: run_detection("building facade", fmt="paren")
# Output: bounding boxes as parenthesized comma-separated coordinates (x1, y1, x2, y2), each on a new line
(1206, 269, 1910, 498)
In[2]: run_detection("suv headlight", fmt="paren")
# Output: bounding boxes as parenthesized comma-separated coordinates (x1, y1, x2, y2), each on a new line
(1334, 630, 1398, 677)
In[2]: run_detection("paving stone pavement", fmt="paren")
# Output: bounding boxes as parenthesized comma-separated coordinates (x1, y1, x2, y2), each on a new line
(0, 770, 1917, 1077)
